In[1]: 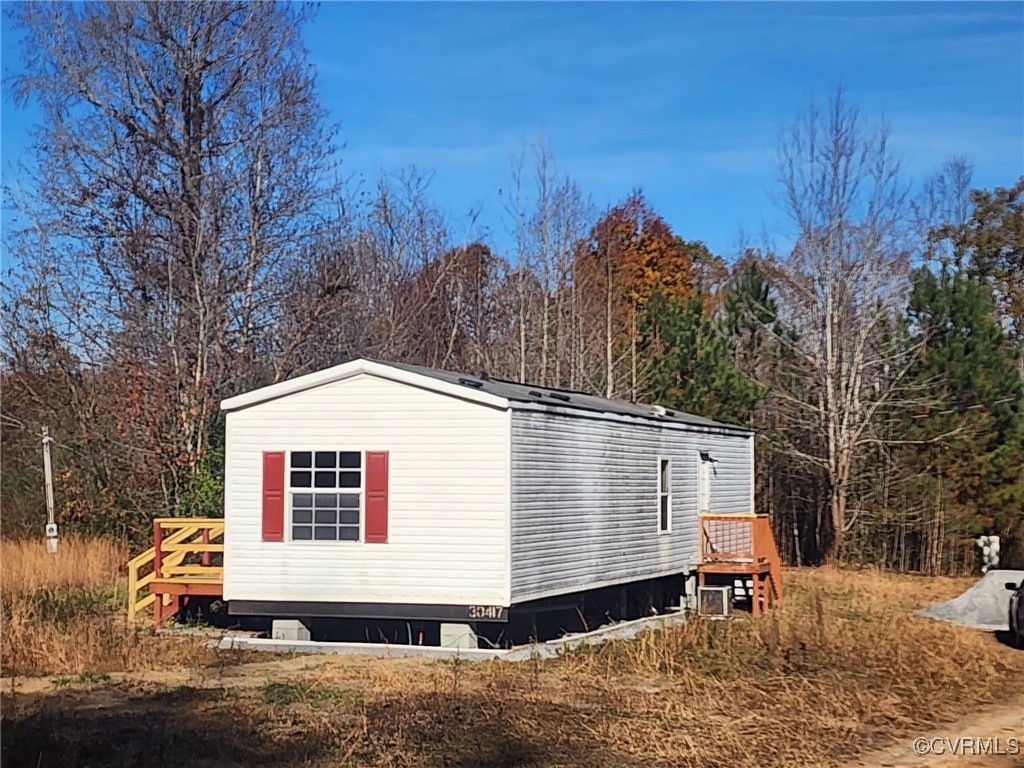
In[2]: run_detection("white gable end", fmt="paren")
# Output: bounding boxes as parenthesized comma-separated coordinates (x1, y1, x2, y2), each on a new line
(223, 371, 511, 607)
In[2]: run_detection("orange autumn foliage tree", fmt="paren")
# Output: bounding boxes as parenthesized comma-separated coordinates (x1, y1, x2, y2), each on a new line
(575, 192, 698, 399)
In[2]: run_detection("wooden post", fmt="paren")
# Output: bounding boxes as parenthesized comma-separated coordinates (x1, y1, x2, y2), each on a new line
(153, 520, 164, 580)
(153, 519, 164, 629)
(201, 527, 210, 567)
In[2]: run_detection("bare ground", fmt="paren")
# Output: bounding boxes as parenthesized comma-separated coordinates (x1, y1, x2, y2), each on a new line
(847, 700, 1024, 768)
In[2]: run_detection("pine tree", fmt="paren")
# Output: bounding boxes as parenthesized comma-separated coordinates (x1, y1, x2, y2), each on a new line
(904, 266, 1024, 566)
(638, 288, 765, 426)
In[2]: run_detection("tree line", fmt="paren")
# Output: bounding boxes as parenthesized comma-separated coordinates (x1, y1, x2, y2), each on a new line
(3, 2, 1022, 571)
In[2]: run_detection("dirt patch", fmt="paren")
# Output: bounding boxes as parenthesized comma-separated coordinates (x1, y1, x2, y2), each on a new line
(1, 652, 437, 696)
(846, 700, 1024, 768)
(2, 685, 334, 768)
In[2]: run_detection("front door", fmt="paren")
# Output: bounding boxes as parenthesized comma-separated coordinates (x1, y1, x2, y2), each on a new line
(698, 457, 711, 514)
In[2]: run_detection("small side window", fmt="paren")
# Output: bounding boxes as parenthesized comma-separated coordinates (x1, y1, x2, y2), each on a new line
(658, 458, 671, 533)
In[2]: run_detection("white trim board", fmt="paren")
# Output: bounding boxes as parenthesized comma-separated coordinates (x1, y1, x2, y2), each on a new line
(221, 359, 509, 412)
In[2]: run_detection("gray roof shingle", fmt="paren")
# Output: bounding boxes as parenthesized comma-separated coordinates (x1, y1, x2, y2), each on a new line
(379, 360, 752, 433)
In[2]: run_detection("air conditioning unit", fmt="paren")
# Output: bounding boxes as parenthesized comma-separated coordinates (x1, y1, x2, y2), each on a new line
(698, 586, 733, 617)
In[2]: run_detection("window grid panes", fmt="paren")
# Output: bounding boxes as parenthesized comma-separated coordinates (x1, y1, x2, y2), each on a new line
(290, 451, 361, 541)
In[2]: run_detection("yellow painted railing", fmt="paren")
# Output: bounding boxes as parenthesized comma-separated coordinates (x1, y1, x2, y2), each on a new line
(127, 518, 224, 623)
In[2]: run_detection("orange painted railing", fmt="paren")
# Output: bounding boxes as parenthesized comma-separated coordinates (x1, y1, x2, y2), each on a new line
(700, 513, 782, 600)
(751, 515, 782, 600)
(127, 518, 224, 623)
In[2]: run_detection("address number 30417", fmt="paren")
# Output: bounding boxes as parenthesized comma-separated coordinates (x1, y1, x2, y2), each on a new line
(466, 605, 506, 621)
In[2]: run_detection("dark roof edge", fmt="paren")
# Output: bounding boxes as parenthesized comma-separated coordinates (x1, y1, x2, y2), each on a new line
(508, 400, 755, 434)
(367, 357, 754, 434)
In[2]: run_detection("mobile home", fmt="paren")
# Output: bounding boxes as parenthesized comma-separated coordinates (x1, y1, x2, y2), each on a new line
(206, 358, 775, 645)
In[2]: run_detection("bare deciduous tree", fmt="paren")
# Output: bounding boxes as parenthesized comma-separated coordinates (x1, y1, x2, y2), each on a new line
(769, 89, 915, 561)
(6, 1, 340, 514)
(500, 140, 593, 386)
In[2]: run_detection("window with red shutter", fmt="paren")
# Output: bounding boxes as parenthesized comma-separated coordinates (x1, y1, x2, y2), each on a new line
(281, 450, 387, 543)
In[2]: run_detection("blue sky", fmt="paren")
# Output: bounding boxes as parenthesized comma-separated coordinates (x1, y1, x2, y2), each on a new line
(2, 1, 1023, 259)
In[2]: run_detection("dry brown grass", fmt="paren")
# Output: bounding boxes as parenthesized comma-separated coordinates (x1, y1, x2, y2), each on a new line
(1, 535, 212, 677)
(2, 535, 127, 597)
(3, 564, 1023, 768)
(521, 567, 1020, 766)
(293, 567, 1019, 768)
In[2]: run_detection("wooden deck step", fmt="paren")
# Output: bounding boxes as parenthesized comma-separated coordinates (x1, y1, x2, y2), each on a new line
(699, 514, 783, 609)
(127, 518, 226, 627)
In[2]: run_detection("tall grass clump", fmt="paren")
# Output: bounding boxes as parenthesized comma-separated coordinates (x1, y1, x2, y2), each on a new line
(2, 535, 127, 597)
(1, 535, 208, 675)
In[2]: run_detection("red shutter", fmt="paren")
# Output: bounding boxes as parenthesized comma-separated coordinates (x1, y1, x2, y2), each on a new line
(262, 451, 285, 542)
(365, 451, 389, 543)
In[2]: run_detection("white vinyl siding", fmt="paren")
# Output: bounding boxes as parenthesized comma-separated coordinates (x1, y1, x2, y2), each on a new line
(509, 408, 753, 604)
(223, 373, 511, 607)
